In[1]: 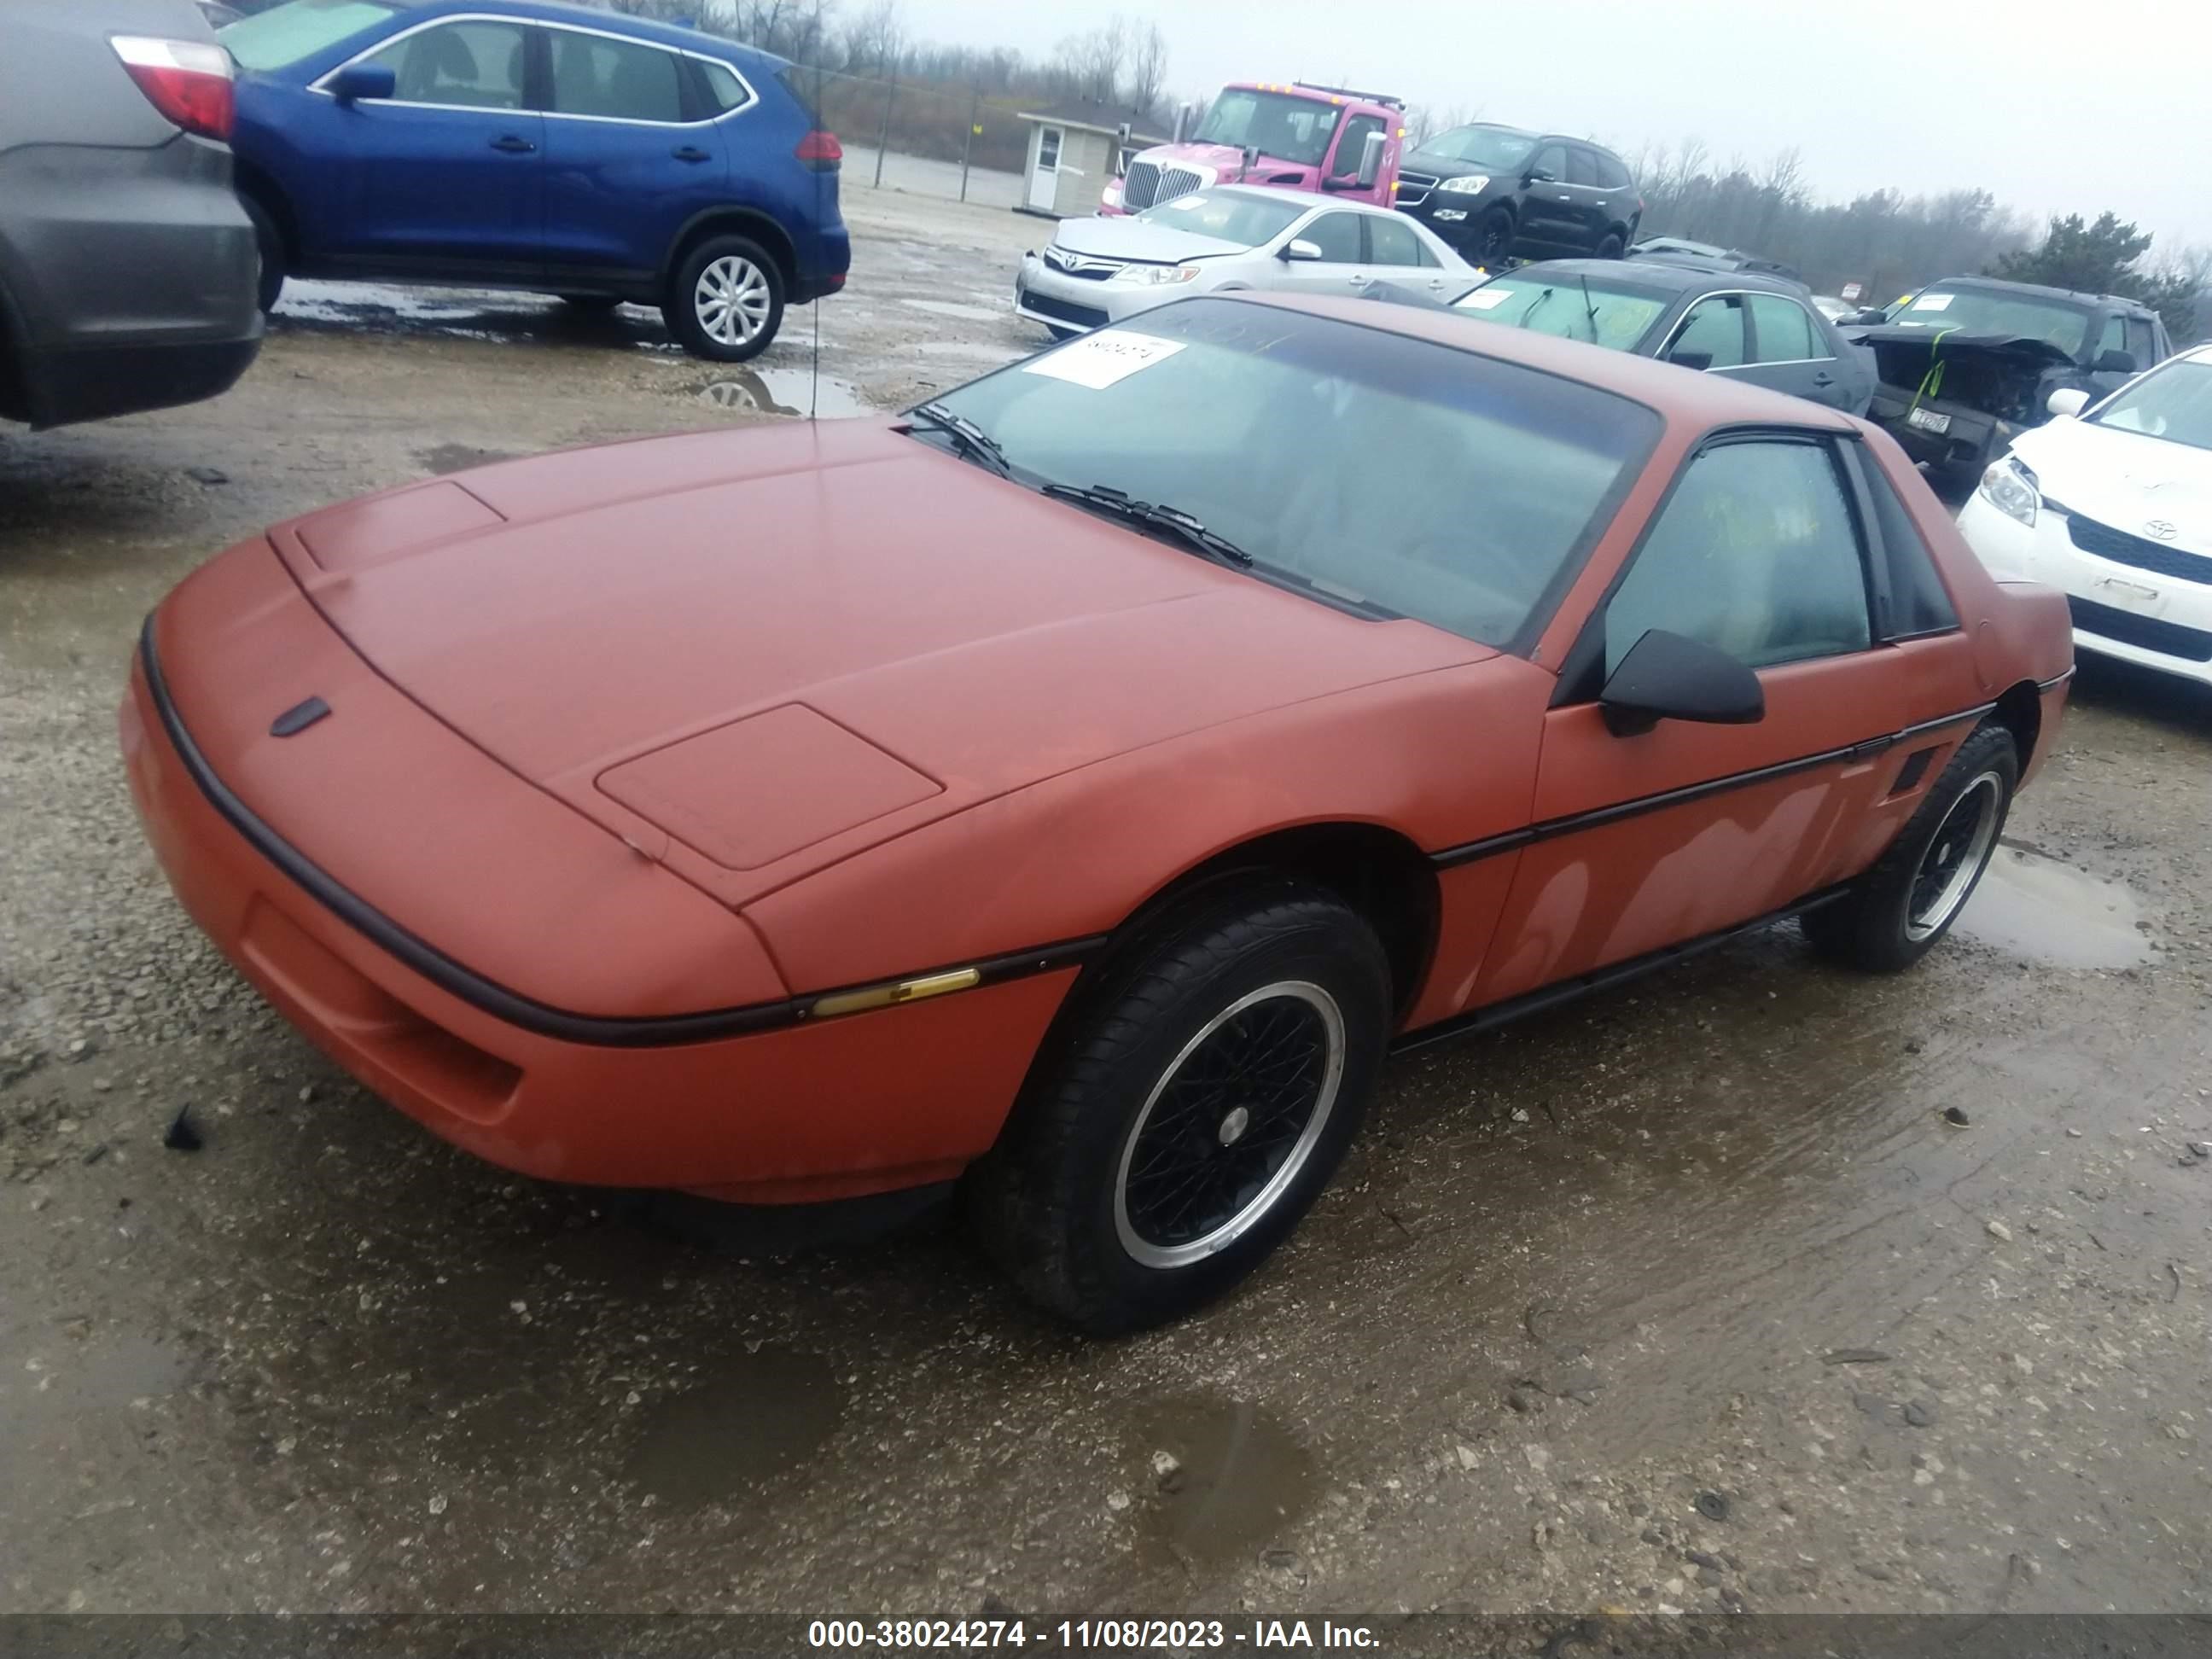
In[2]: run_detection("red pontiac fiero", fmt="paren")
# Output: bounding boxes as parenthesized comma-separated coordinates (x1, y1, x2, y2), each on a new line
(123, 295, 2072, 1331)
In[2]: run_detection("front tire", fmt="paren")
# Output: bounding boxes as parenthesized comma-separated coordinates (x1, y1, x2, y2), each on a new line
(664, 236, 785, 362)
(1475, 206, 1516, 266)
(1803, 724, 2018, 971)
(968, 882, 1392, 1334)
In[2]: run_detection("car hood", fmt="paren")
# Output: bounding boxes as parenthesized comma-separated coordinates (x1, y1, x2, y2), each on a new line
(2012, 418, 2212, 557)
(271, 421, 1488, 899)
(1052, 214, 1251, 265)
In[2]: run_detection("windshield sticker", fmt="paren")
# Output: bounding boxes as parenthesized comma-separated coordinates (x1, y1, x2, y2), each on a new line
(1911, 294, 1954, 312)
(1023, 330, 1188, 389)
(1460, 288, 1513, 310)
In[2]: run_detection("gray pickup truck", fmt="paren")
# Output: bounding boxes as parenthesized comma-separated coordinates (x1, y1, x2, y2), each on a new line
(0, 0, 263, 429)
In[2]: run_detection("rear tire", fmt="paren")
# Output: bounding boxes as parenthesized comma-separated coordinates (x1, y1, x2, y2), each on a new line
(1802, 724, 2018, 972)
(967, 881, 1391, 1335)
(242, 194, 285, 313)
(1593, 230, 1626, 259)
(663, 235, 784, 362)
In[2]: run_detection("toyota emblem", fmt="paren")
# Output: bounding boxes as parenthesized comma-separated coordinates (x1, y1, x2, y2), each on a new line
(2143, 519, 2178, 540)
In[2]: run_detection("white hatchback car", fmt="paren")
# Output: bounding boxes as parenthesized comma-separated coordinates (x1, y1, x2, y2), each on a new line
(1014, 185, 1473, 339)
(1957, 342, 2212, 686)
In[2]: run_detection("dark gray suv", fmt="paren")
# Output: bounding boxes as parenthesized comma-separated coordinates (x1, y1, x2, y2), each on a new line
(1394, 124, 1643, 267)
(0, 0, 263, 429)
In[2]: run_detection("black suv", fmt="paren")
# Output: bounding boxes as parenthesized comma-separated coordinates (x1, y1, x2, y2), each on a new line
(1394, 124, 1641, 265)
(1846, 277, 2173, 476)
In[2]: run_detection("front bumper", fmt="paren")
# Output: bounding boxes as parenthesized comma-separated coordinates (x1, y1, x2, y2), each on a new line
(1957, 492, 2212, 685)
(120, 625, 1079, 1203)
(1868, 385, 2013, 473)
(1013, 253, 1180, 333)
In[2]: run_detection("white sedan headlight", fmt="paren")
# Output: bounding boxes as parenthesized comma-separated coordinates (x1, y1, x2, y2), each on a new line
(1978, 457, 2040, 527)
(1109, 263, 1202, 286)
(1439, 173, 1492, 195)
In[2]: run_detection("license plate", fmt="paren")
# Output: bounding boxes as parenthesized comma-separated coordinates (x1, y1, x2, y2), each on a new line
(1906, 407, 1951, 435)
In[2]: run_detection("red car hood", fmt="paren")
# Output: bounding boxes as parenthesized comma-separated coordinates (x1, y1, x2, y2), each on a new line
(271, 420, 1488, 897)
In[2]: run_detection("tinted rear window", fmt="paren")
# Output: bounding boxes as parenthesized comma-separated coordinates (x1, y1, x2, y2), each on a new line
(775, 63, 823, 123)
(1861, 455, 1959, 636)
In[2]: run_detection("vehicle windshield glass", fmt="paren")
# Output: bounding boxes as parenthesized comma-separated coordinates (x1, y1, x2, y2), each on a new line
(1452, 273, 1670, 352)
(1192, 90, 1339, 166)
(1136, 190, 1306, 248)
(219, 0, 403, 71)
(2087, 358, 2212, 451)
(1418, 125, 1540, 170)
(915, 300, 1660, 649)
(1889, 288, 2093, 353)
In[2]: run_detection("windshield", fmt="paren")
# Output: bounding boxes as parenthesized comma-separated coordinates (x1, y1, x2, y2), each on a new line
(2087, 359, 2212, 451)
(1136, 189, 1305, 249)
(1418, 125, 1540, 170)
(1889, 287, 2093, 353)
(1192, 90, 1340, 167)
(915, 301, 1660, 649)
(218, 0, 402, 72)
(1453, 273, 1670, 352)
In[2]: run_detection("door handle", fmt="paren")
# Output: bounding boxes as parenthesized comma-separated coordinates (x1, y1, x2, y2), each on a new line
(490, 134, 536, 154)
(672, 145, 712, 163)
(1813, 371, 1837, 386)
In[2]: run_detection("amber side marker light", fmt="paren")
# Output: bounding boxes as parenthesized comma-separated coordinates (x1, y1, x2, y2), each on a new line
(808, 968, 982, 1021)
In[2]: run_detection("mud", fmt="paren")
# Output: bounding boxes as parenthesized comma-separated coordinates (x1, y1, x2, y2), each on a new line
(3, 188, 2211, 1622)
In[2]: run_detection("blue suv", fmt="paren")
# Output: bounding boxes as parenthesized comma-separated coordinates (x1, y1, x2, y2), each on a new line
(217, 0, 849, 359)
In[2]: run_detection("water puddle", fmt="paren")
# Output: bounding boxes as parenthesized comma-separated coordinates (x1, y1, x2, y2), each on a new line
(1130, 1397, 1317, 1566)
(623, 1347, 844, 1505)
(1954, 844, 2155, 969)
(417, 443, 519, 475)
(695, 368, 871, 418)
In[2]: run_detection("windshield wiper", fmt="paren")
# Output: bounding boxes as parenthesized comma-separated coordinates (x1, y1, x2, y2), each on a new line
(1039, 483, 1255, 568)
(902, 401, 1010, 476)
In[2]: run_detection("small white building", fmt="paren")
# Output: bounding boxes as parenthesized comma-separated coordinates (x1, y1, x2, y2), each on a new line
(1014, 100, 1169, 218)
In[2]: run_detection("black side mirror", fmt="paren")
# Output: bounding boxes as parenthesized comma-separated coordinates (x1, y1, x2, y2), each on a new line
(1524, 167, 1555, 185)
(2092, 347, 2137, 375)
(1599, 628, 1764, 736)
(329, 62, 396, 103)
(1668, 348, 1714, 372)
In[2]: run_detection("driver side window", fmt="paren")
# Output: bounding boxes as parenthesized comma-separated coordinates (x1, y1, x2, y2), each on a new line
(1330, 114, 1385, 179)
(362, 20, 529, 109)
(1302, 212, 1364, 263)
(1667, 296, 1747, 369)
(1603, 439, 1871, 675)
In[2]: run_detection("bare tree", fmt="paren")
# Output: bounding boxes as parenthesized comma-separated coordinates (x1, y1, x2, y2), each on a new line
(1051, 18, 1127, 104)
(840, 0, 903, 77)
(1126, 20, 1168, 117)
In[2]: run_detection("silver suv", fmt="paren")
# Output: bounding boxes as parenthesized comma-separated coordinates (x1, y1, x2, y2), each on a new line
(0, 0, 262, 429)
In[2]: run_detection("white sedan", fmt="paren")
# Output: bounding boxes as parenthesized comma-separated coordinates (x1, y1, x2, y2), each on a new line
(1958, 342, 2212, 685)
(1013, 185, 1474, 339)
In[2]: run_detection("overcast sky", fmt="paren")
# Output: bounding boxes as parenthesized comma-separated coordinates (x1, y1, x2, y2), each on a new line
(896, 0, 2210, 255)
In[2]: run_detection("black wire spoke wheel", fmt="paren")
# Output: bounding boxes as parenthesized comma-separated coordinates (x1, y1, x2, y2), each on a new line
(1114, 981, 1346, 1269)
(1906, 770, 2004, 941)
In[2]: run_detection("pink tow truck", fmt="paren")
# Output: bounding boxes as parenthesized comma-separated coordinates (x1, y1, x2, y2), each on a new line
(1100, 82, 1404, 216)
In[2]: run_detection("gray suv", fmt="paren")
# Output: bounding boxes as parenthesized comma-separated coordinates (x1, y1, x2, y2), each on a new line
(0, 0, 262, 429)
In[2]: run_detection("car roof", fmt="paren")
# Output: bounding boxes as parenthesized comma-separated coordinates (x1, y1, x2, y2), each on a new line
(1204, 183, 1396, 215)
(1921, 274, 2149, 313)
(1218, 292, 1860, 431)
(408, 0, 781, 64)
(1505, 259, 1813, 299)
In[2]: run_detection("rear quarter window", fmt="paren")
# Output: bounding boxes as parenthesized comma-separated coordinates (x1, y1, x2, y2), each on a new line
(1862, 455, 1959, 637)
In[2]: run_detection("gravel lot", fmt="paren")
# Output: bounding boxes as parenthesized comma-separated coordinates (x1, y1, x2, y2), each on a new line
(3, 185, 2209, 1624)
